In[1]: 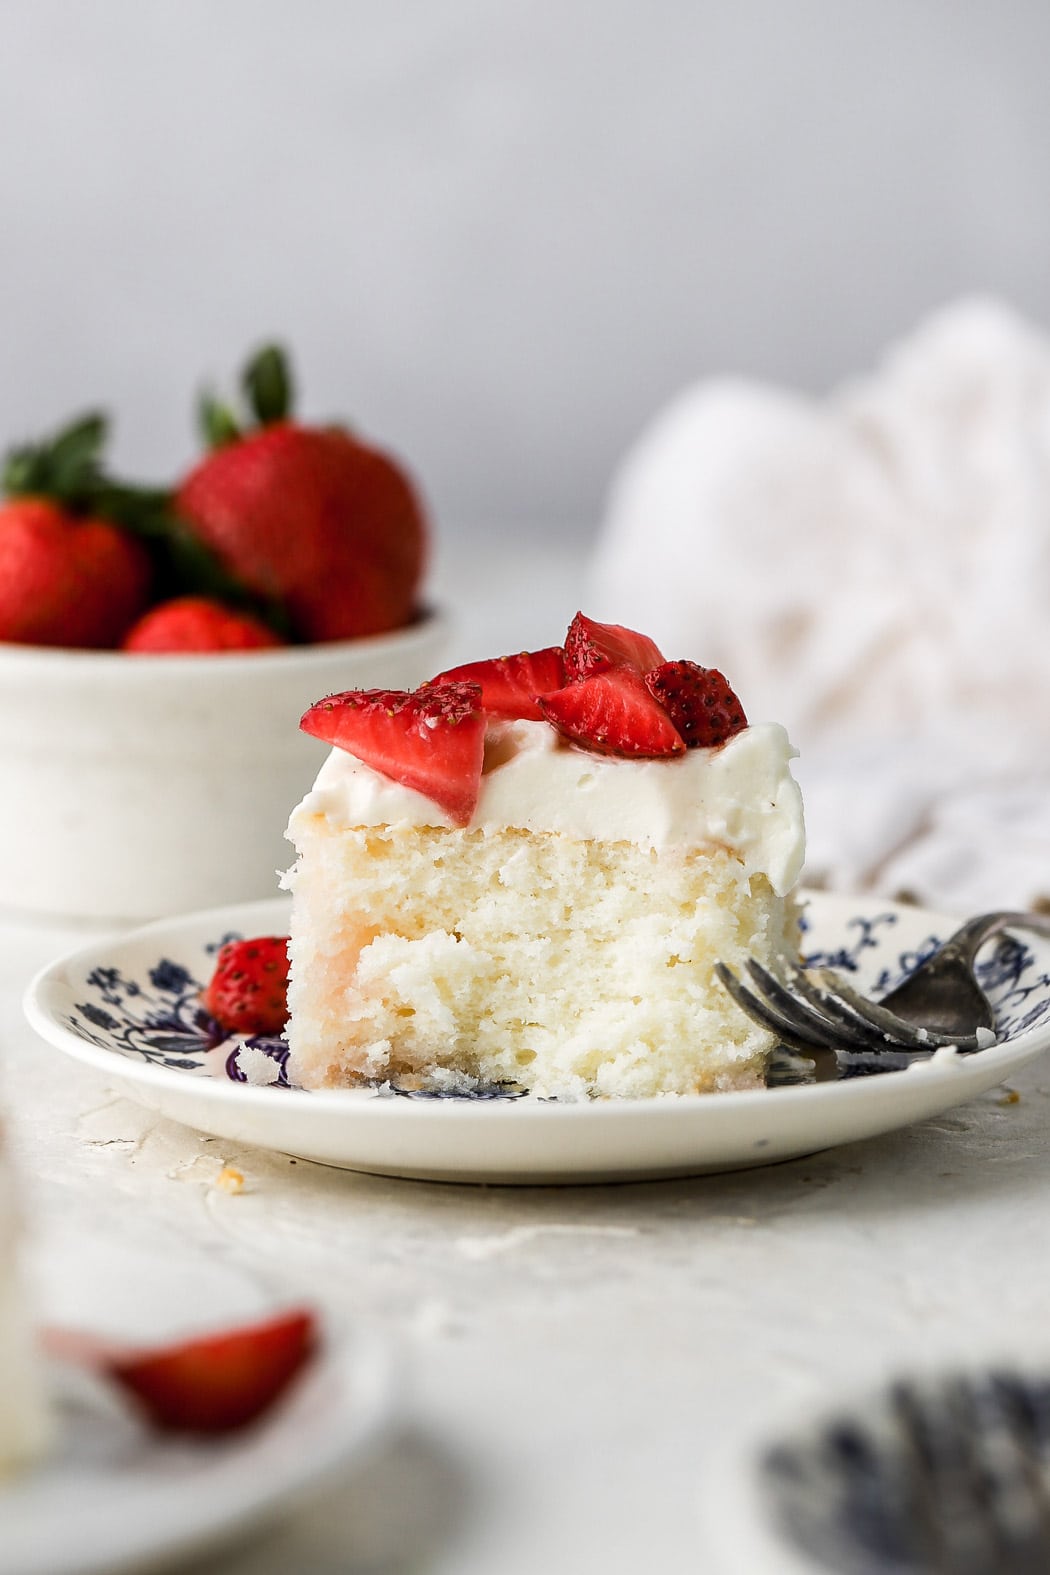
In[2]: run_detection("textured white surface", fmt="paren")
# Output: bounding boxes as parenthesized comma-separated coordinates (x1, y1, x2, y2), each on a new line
(6, 540, 1050, 1572)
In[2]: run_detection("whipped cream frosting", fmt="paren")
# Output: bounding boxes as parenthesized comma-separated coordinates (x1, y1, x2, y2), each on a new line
(290, 719, 805, 895)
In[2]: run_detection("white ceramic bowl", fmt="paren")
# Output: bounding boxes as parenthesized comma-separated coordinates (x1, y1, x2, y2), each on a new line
(0, 611, 450, 922)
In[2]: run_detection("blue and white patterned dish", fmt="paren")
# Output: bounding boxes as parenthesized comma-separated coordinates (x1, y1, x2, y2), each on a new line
(23, 892, 1050, 1184)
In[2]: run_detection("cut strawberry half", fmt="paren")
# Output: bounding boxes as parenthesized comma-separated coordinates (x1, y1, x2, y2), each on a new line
(301, 681, 486, 825)
(431, 646, 567, 720)
(202, 936, 290, 1036)
(644, 660, 748, 748)
(538, 669, 684, 757)
(563, 612, 665, 680)
(108, 1308, 317, 1435)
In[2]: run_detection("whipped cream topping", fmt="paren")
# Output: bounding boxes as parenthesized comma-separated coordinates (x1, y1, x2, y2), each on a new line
(289, 719, 804, 895)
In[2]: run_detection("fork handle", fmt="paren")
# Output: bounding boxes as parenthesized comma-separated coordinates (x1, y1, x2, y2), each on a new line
(946, 910, 1050, 967)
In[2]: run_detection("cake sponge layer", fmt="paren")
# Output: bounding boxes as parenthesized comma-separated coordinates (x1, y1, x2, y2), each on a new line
(284, 819, 797, 1100)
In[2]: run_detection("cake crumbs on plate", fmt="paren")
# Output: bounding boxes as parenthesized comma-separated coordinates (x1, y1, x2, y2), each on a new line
(214, 1164, 245, 1194)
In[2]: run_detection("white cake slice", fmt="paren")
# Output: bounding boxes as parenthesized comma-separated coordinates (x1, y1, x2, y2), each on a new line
(283, 615, 804, 1100)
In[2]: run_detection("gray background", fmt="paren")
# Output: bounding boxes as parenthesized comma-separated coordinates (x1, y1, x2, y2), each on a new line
(2, 0, 1049, 537)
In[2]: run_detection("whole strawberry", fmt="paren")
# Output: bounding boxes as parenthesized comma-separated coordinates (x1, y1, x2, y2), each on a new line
(0, 417, 152, 648)
(123, 596, 285, 654)
(175, 347, 427, 643)
(203, 936, 290, 1036)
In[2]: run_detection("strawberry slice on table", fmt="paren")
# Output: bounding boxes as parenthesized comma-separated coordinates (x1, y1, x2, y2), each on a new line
(539, 668, 685, 757)
(431, 646, 567, 720)
(645, 660, 748, 748)
(108, 1308, 317, 1435)
(122, 596, 285, 654)
(563, 612, 665, 680)
(203, 936, 290, 1035)
(301, 681, 486, 825)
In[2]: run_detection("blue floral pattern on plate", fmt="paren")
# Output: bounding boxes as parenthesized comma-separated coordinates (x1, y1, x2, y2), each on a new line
(58, 907, 1050, 1101)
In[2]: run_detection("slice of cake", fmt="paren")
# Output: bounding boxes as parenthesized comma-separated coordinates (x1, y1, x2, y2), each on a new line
(282, 614, 804, 1100)
(0, 1122, 50, 1474)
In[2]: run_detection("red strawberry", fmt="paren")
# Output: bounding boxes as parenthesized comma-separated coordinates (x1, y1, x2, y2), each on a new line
(122, 596, 284, 654)
(645, 660, 748, 748)
(203, 936, 290, 1035)
(175, 347, 427, 643)
(563, 612, 665, 680)
(0, 496, 151, 648)
(108, 1308, 317, 1434)
(539, 669, 685, 757)
(431, 646, 567, 720)
(0, 413, 159, 649)
(301, 681, 486, 825)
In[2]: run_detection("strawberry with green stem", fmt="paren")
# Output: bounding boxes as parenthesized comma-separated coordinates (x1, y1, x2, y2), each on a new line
(0, 411, 287, 648)
(0, 415, 153, 648)
(175, 346, 428, 644)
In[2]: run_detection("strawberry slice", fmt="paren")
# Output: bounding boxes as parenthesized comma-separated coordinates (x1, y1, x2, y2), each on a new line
(108, 1308, 317, 1435)
(538, 669, 684, 757)
(301, 681, 485, 825)
(203, 936, 290, 1036)
(645, 660, 748, 748)
(563, 612, 665, 680)
(431, 646, 567, 720)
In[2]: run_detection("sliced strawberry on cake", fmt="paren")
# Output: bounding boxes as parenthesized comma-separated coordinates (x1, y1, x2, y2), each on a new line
(301, 681, 486, 825)
(431, 646, 567, 720)
(644, 660, 747, 748)
(539, 667, 685, 757)
(563, 612, 665, 679)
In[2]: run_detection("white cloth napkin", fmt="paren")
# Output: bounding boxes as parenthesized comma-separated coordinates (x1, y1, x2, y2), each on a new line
(590, 298, 1050, 915)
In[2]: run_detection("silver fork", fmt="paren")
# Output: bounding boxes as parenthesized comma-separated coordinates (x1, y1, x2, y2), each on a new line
(716, 910, 1050, 1057)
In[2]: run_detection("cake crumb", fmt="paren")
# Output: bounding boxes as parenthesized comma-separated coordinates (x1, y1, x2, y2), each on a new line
(214, 1165, 245, 1194)
(234, 1043, 283, 1086)
(997, 1089, 1021, 1106)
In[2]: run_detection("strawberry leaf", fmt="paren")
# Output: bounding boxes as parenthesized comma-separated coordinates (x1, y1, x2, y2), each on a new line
(243, 345, 293, 427)
(3, 412, 108, 506)
(199, 394, 242, 451)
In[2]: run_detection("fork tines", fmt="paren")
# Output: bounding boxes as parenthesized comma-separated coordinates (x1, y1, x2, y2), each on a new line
(715, 959, 983, 1057)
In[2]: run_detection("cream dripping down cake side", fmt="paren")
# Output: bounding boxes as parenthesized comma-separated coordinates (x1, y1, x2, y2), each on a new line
(282, 613, 805, 1100)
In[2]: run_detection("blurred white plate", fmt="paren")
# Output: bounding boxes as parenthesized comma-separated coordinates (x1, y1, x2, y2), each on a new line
(0, 1315, 394, 1575)
(23, 892, 1050, 1185)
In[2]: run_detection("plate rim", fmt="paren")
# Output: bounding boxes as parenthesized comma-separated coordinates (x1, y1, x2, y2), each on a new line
(22, 889, 1050, 1123)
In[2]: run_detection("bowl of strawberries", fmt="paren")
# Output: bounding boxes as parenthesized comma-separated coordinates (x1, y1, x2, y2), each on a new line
(0, 348, 448, 921)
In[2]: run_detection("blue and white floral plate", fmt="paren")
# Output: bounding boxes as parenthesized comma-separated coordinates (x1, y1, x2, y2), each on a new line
(23, 892, 1050, 1184)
